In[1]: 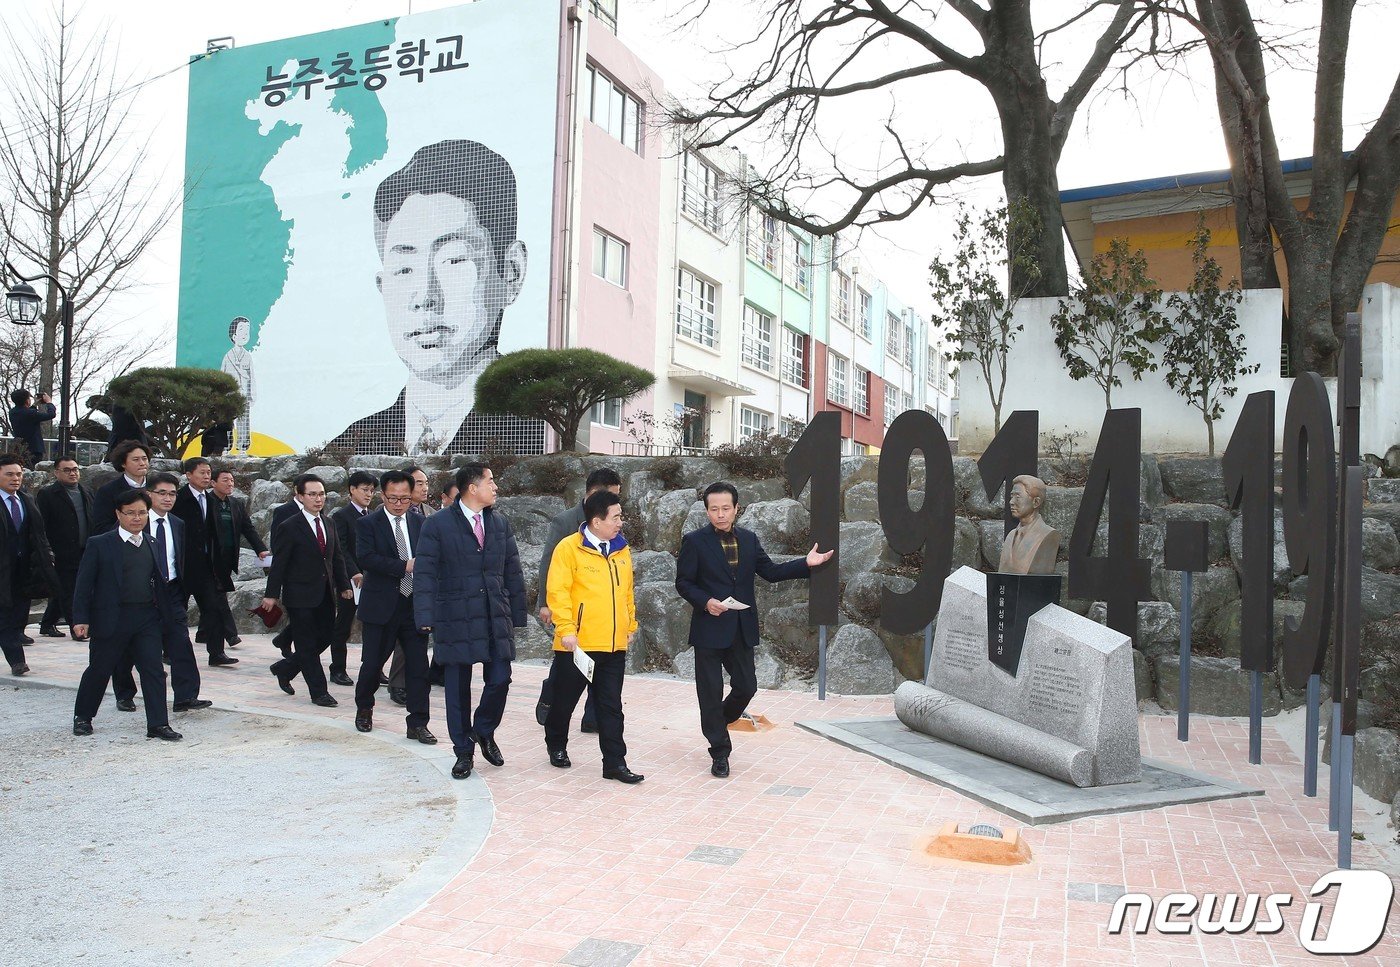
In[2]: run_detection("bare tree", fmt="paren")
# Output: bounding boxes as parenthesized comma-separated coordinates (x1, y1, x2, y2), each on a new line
(668, 1, 1150, 296)
(1141, 1, 1400, 372)
(0, 2, 177, 425)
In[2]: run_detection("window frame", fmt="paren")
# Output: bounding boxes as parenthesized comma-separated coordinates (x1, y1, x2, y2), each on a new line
(591, 227, 628, 288)
(741, 303, 775, 373)
(675, 266, 719, 349)
(827, 351, 850, 407)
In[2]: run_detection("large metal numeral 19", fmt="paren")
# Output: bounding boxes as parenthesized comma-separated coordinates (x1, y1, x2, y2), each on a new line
(979, 410, 1038, 535)
(877, 410, 955, 635)
(1280, 374, 1336, 688)
(1068, 408, 1151, 644)
(785, 411, 841, 626)
(1221, 391, 1275, 674)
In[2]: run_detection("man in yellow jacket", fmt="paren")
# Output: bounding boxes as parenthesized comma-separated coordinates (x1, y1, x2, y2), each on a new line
(543, 489, 643, 783)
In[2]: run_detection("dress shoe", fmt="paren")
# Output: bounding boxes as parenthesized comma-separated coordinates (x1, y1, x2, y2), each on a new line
(10, 663, 29, 677)
(549, 749, 571, 769)
(477, 734, 505, 767)
(329, 669, 354, 687)
(147, 725, 183, 741)
(173, 699, 213, 711)
(581, 720, 598, 734)
(407, 726, 438, 745)
(451, 754, 474, 779)
(711, 757, 730, 779)
(20, 633, 33, 644)
(311, 694, 339, 708)
(228, 635, 242, 646)
(73, 717, 93, 736)
(603, 765, 645, 784)
(270, 664, 295, 695)
(355, 709, 373, 732)
(388, 687, 407, 706)
(535, 696, 550, 727)
(40, 626, 65, 638)
(209, 653, 239, 666)
(115, 698, 137, 712)
(379, 673, 390, 685)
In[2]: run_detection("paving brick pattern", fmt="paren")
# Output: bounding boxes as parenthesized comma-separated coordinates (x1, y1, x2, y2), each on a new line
(16, 631, 1398, 965)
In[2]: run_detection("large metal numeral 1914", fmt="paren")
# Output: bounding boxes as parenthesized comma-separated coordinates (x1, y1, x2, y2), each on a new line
(1067, 408, 1151, 644)
(877, 410, 954, 635)
(784, 411, 841, 627)
(1280, 373, 1336, 688)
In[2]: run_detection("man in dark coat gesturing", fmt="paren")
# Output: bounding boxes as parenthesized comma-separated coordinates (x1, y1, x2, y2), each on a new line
(414, 462, 526, 780)
(676, 481, 833, 779)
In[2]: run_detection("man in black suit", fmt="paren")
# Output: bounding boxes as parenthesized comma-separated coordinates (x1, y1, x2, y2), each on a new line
(676, 481, 833, 778)
(72, 488, 182, 740)
(266, 490, 305, 657)
(353, 470, 435, 743)
(174, 456, 238, 667)
(0, 452, 58, 676)
(9, 389, 55, 467)
(110, 472, 210, 713)
(36, 454, 93, 638)
(262, 473, 353, 707)
(325, 139, 541, 457)
(206, 467, 268, 647)
(329, 470, 376, 687)
(91, 440, 150, 536)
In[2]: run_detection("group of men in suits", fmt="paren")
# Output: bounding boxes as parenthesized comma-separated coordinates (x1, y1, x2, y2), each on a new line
(35, 443, 835, 780)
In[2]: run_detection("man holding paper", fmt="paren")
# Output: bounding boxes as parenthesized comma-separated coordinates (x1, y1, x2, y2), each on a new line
(543, 489, 643, 784)
(676, 481, 834, 778)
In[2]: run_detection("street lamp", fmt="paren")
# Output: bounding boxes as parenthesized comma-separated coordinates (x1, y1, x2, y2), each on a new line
(3, 263, 74, 458)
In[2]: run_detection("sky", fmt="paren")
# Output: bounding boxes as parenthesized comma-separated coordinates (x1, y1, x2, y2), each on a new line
(3, 0, 1397, 371)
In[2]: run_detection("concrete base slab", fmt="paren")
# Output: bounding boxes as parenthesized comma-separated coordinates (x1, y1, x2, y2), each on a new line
(797, 716, 1263, 825)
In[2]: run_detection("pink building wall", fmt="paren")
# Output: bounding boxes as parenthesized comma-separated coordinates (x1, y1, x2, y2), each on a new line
(548, 9, 664, 455)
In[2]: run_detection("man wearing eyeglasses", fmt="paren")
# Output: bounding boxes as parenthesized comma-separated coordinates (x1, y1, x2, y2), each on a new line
(110, 473, 211, 714)
(352, 470, 435, 743)
(71, 488, 182, 740)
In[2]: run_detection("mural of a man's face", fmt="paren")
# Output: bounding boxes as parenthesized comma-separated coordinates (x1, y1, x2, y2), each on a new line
(232, 320, 250, 347)
(377, 192, 525, 385)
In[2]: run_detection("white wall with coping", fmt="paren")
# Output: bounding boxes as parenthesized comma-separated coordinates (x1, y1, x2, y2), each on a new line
(958, 283, 1399, 456)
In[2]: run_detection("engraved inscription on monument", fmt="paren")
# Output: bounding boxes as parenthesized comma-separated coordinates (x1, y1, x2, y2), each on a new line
(1028, 657, 1083, 719)
(944, 628, 983, 673)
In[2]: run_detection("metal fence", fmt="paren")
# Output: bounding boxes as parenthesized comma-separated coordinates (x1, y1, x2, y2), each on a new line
(610, 441, 712, 458)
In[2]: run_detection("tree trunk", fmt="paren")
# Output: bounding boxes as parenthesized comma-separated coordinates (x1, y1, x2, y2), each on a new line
(1205, 413, 1216, 458)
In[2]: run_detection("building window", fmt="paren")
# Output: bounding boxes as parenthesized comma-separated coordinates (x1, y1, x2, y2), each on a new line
(852, 366, 869, 416)
(676, 267, 718, 348)
(591, 397, 622, 428)
(681, 151, 723, 233)
(741, 304, 774, 373)
(746, 207, 779, 272)
(904, 324, 916, 369)
(589, 0, 618, 34)
(782, 327, 807, 388)
(786, 232, 811, 295)
(739, 405, 772, 440)
(857, 288, 872, 340)
(927, 346, 940, 385)
(903, 391, 915, 414)
(781, 415, 803, 437)
(834, 271, 852, 329)
(591, 228, 628, 288)
(827, 351, 849, 407)
(587, 64, 640, 152)
(885, 311, 901, 359)
(884, 384, 900, 428)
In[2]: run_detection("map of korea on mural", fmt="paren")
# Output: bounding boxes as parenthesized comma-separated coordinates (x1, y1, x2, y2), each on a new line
(177, 0, 558, 455)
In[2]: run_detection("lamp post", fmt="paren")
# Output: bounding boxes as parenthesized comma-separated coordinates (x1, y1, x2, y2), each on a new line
(3, 262, 74, 458)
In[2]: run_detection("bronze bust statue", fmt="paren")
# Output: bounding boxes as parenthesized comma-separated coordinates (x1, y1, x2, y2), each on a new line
(997, 475, 1060, 575)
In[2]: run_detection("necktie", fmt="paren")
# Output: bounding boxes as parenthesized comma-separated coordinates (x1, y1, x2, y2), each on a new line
(7, 495, 20, 532)
(393, 514, 412, 596)
(600, 540, 609, 557)
(154, 517, 169, 581)
(197, 491, 206, 518)
(314, 516, 326, 555)
(471, 513, 484, 549)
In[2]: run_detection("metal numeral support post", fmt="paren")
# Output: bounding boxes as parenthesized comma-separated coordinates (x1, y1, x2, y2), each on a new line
(1336, 467, 1363, 868)
(923, 623, 934, 684)
(1248, 671, 1263, 765)
(817, 625, 828, 701)
(1304, 673, 1320, 797)
(1178, 570, 1192, 741)
(1330, 698, 1343, 831)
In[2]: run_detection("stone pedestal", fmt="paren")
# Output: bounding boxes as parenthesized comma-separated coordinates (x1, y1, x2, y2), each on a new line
(894, 566, 1141, 787)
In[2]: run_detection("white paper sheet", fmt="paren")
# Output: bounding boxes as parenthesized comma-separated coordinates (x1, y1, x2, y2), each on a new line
(720, 596, 751, 610)
(572, 645, 595, 682)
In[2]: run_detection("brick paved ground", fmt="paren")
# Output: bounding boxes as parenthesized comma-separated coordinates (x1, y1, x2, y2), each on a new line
(13, 630, 1398, 966)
